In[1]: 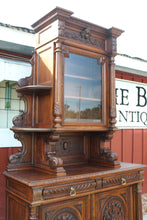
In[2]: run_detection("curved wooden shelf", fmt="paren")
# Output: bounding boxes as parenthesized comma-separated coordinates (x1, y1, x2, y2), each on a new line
(16, 85, 52, 94)
(11, 127, 53, 132)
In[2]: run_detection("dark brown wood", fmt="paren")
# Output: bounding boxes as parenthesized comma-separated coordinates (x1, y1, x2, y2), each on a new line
(4, 7, 145, 220)
(4, 163, 145, 220)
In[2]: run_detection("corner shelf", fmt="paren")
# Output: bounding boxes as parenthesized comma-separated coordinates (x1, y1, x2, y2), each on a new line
(11, 127, 53, 133)
(16, 85, 52, 94)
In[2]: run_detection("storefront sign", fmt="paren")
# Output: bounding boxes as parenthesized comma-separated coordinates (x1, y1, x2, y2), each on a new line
(115, 79, 147, 128)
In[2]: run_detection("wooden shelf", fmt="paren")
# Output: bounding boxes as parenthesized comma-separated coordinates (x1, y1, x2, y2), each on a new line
(10, 126, 113, 133)
(11, 127, 53, 132)
(16, 85, 52, 94)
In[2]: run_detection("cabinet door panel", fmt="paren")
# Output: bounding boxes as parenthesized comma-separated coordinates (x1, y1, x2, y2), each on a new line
(40, 196, 90, 220)
(95, 187, 132, 220)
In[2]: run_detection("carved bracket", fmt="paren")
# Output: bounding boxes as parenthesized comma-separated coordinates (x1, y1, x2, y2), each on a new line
(45, 150, 66, 176)
(12, 110, 27, 127)
(7, 133, 32, 171)
(46, 151, 63, 169)
(98, 147, 118, 162)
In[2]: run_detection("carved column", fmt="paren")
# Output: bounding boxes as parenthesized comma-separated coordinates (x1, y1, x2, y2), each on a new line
(134, 183, 143, 220)
(107, 29, 117, 129)
(109, 56, 116, 129)
(54, 41, 63, 127)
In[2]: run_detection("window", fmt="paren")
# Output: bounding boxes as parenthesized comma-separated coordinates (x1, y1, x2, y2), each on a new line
(5, 82, 11, 109)
(64, 53, 102, 123)
(0, 81, 24, 128)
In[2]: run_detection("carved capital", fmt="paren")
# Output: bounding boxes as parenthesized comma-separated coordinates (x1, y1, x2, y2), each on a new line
(32, 188, 42, 201)
(62, 45, 69, 57)
(98, 56, 106, 65)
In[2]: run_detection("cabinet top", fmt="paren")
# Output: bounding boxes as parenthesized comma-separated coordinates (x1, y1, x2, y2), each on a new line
(32, 7, 123, 39)
(4, 162, 145, 187)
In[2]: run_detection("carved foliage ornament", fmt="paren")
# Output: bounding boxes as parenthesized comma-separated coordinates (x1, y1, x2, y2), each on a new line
(58, 22, 105, 50)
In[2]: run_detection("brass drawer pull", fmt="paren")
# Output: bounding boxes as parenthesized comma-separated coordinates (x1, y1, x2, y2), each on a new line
(70, 187, 76, 196)
(121, 178, 126, 185)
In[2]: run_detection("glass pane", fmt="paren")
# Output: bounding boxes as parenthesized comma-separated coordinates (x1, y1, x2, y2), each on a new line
(0, 83, 25, 128)
(64, 53, 102, 122)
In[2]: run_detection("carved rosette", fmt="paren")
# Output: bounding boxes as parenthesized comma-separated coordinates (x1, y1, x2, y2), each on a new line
(46, 207, 80, 220)
(101, 196, 126, 220)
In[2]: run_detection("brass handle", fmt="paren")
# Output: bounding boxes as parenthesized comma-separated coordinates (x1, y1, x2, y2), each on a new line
(121, 178, 126, 185)
(70, 187, 76, 197)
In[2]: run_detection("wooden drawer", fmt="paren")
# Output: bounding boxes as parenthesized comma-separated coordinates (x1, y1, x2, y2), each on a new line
(42, 179, 96, 200)
(102, 170, 143, 188)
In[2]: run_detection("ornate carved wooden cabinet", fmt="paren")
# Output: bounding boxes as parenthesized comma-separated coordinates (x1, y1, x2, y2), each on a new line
(4, 7, 145, 220)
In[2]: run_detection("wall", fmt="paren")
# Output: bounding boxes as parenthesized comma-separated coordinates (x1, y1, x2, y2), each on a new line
(113, 70, 147, 193)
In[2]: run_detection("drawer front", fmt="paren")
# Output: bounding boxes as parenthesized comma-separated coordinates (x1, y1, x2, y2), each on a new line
(42, 170, 143, 201)
(42, 179, 96, 200)
(102, 170, 143, 188)
(40, 195, 90, 220)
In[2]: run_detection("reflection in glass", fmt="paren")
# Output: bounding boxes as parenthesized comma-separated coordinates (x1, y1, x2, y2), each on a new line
(64, 53, 102, 122)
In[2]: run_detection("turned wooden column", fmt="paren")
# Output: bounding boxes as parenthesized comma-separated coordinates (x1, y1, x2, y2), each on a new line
(134, 183, 143, 220)
(54, 41, 63, 128)
(109, 55, 116, 129)
(29, 206, 38, 220)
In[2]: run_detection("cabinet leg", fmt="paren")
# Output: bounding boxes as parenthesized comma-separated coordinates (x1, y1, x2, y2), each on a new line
(29, 206, 38, 220)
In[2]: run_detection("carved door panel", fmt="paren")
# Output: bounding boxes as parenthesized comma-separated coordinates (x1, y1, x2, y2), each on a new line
(40, 195, 90, 220)
(94, 187, 133, 220)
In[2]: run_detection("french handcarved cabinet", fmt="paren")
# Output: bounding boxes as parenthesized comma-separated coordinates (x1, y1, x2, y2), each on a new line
(4, 7, 145, 220)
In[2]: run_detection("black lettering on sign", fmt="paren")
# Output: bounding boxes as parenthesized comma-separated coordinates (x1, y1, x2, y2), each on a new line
(136, 86, 147, 107)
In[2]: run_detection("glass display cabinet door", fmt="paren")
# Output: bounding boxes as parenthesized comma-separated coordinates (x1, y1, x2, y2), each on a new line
(64, 53, 102, 123)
